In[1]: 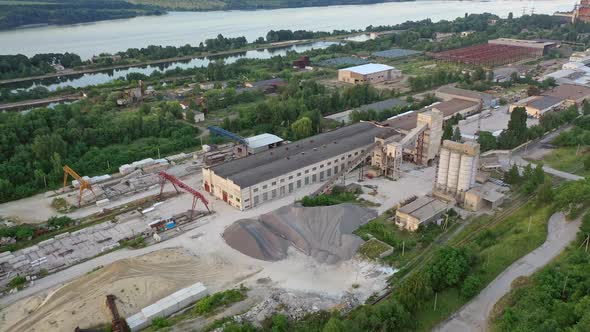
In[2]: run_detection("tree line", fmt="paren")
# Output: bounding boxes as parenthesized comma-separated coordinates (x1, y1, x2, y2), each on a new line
(0, 0, 163, 31)
(0, 53, 82, 80)
(0, 99, 199, 203)
(220, 81, 392, 141)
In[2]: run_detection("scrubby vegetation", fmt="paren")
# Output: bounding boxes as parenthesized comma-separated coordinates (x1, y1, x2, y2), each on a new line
(492, 211, 590, 331)
(193, 285, 248, 315)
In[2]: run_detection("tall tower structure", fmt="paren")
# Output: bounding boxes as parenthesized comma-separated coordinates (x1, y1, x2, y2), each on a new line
(434, 140, 480, 202)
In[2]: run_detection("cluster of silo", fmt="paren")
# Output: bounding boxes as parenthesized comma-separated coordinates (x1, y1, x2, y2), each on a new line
(435, 140, 480, 197)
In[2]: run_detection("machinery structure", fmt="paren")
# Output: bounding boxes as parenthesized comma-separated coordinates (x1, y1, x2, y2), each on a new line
(158, 171, 210, 220)
(63, 165, 96, 207)
(106, 294, 130, 332)
(372, 110, 443, 180)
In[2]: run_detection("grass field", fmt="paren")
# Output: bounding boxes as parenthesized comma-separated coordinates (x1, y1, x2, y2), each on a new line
(413, 202, 554, 331)
(542, 146, 590, 177)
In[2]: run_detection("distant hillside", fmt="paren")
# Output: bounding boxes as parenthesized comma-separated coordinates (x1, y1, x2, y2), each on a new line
(127, 0, 408, 11)
(0, 0, 163, 30)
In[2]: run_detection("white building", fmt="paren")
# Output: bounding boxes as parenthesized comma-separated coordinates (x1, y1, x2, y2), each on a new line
(338, 63, 402, 84)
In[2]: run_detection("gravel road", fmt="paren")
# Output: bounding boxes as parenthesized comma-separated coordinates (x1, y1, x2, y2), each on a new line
(435, 212, 581, 332)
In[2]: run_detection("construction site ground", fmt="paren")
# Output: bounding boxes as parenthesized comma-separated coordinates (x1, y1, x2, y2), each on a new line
(0, 161, 439, 331)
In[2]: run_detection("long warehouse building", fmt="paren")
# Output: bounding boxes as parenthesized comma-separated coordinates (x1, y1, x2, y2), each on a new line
(202, 122, 398, 210)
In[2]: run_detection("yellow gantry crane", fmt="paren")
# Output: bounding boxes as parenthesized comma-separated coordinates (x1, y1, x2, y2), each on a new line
(63, 165, 96, 207)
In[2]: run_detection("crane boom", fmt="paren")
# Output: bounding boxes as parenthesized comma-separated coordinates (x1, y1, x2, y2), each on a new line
(63, 165, 96, 207)
(158, 171, 210, 220)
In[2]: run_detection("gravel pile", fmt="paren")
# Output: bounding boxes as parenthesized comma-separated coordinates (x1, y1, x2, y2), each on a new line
(223, 203, 377, 264)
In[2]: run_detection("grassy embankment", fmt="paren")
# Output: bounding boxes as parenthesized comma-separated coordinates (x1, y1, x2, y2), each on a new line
(541, 146, 590, 178)
(413, 202, 553, 331)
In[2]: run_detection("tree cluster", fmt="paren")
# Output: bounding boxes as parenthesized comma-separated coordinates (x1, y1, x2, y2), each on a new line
(0, 53, 82, 80)
(0, 99, 199, 203)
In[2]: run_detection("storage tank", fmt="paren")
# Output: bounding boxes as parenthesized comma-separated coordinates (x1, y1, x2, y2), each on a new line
(457, 154, 475, 192)
(446, 151, 461, 193)
(436, 147, 451, 189)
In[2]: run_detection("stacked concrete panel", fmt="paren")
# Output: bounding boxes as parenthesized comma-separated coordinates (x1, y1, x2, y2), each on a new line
(126, 282, 208, 332)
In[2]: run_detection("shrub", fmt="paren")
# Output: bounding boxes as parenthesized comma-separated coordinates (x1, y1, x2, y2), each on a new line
(193, 286, 247, 315)
(8, 275, 26, 289)
(461, 275, 482, 298)
(151, 317, 171, 330)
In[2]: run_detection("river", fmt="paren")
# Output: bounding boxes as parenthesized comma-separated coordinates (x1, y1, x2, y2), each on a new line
(0, 0, 575, 59)
(12, 41, 337, 91)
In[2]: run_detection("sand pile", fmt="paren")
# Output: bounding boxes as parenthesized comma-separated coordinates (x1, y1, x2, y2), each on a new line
(223, 203, 377, 264)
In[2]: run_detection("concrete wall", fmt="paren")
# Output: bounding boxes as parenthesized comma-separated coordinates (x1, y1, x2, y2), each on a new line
(202, 168, 244, 209)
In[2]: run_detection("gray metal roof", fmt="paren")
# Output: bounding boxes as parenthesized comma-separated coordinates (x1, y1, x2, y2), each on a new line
(527, 95, 563, 110)
(372, 48, 422, 59)
(246, 133, 283, 149)
(398, 196, 450, 221)
(358, 98, 408, 112)
(210, 122, 398, 188)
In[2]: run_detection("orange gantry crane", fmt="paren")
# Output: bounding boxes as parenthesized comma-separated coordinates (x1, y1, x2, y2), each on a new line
(63, 165, 96, 207)
(158, 171, 210, 220)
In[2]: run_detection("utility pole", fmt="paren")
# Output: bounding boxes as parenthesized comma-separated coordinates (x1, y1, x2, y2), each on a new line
(157, 147, 161, 159)
(402, 241, 405, 257)
(527, 216, 532, 233)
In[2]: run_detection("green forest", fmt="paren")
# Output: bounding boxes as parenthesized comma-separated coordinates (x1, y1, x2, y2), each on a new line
(0, 99, 199, 202)
(0, 0, 163, 30)
(128, 0, 408, 11)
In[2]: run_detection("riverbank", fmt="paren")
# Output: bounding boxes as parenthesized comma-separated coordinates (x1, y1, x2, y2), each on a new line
(0, 36, 349, 87)
(0, 1, 574, 58)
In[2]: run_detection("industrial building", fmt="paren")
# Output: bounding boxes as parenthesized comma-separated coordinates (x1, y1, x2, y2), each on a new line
(244, 133, 284, 155)
(202, 122, 398, 210)
(464, 182, 506, 212)
(434, 140, 480, 202)
(509, 95, 564, 118)
(324, 98, 408, 123)
(573, 0, 590, 23)
(543, 83, 590, 106)
(424, 99, 480, 119)
(208, 126, 284, 158)
(432, 39, 558, 66)
(372, 110, 443, 179)
(435, 85, 495, 108)
(395, 196, 452, 231)
(338, 63, 402, 84)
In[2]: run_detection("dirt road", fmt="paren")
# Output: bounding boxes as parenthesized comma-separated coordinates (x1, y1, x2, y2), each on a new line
(434, 212, 581, 332)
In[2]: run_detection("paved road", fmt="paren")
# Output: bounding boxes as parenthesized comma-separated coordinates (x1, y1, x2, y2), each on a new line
(435, 213, 581, 332)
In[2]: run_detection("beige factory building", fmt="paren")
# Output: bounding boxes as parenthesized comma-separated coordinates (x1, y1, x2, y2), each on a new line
(395, 196, 453, 231)
(509, 95, 564, 118)
(434, 140, 480, 202)
(338, 63, 402, 85)
(202, 122, 398, 210)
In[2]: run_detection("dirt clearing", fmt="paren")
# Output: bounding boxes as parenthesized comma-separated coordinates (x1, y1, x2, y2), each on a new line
(223, 203, 377, 264)
(0, 248, 247, 332)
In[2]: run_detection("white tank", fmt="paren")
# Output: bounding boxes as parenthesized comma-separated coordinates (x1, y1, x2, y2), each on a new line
(436, 148, 450, 188)
(446, 151, 461, 192)
(470, 157, 479, 188)
(458, 154, 475, 192)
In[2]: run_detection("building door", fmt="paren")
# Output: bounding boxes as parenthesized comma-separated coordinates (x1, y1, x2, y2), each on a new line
(204, 183, 210, 193)
(222, 191, 228, 202)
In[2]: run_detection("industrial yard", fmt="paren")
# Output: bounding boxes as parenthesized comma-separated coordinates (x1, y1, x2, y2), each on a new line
(2, 5, 590, 332)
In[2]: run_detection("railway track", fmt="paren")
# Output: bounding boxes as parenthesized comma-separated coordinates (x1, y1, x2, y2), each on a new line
(370, 192, 532, 305)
